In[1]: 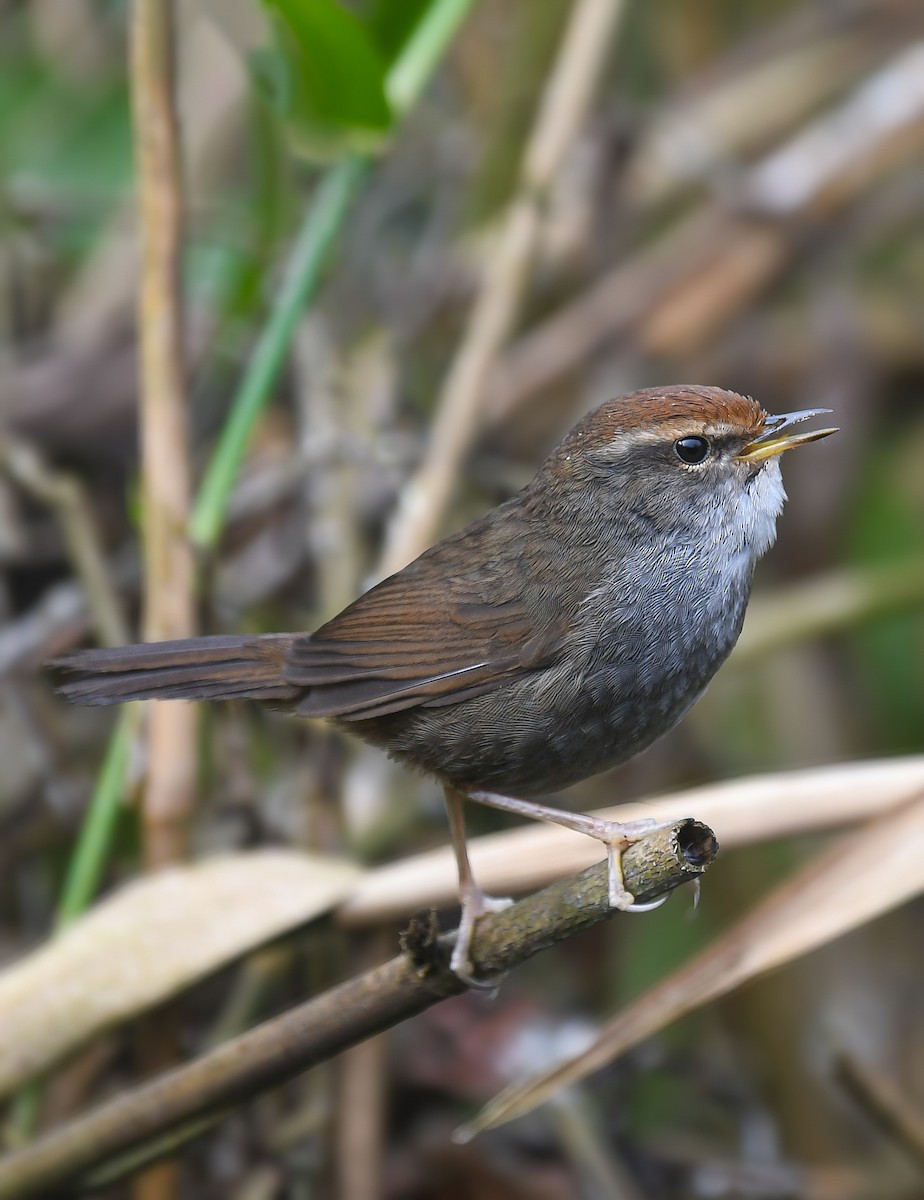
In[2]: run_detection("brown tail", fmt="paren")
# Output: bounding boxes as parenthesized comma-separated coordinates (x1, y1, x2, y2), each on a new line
(51, 634, 301, 707)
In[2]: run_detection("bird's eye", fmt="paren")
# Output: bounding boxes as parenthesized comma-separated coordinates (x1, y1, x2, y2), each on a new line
(674, 435, 710, 465)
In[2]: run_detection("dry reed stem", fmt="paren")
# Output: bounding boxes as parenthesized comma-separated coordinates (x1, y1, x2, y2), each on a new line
(628, 31, 868, 207)
(380, 0, 627, 576)
(130, 4, 192, 1194)
(131, 0, 196, 868)
(59, 18, 244, 352)
(745, 42, 924, 217)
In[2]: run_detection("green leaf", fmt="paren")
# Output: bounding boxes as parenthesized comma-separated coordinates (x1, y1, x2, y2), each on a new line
(255, 0, 393, 159)
(189, 0, 476, 548)
(367, 0, 435, 65)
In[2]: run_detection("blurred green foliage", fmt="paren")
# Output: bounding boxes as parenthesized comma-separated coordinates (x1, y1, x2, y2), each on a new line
(253, 0, 393, 159)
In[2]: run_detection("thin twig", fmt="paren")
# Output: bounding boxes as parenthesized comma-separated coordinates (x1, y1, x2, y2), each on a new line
(0, 820, 716, 1198)
(0, 436, 128, 649)
(380, 0, 628, 576)
(836, 1051, 924, 1169)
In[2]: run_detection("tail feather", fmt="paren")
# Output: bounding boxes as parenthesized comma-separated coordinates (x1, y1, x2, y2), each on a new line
(51, 634, 300, 707)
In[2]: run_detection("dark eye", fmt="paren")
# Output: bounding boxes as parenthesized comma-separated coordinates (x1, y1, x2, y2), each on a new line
(674, 435, 710, 465)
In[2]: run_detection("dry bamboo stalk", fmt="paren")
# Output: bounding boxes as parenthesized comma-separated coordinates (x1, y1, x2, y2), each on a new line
(130, 6, 193, 1195)
(131, 0, 196, 868)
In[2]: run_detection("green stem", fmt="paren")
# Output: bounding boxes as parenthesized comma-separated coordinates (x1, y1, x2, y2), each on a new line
(56, 706, 139, 928)
(188, 155, 364, 549)
(188, 0, 477, 550)
(386, 0, 474, 112)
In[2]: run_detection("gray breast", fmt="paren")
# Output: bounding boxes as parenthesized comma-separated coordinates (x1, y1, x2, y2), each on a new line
(385, 547, 753, 798)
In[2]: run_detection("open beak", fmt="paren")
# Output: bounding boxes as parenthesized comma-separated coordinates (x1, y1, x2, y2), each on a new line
(737, 408, 838, 463)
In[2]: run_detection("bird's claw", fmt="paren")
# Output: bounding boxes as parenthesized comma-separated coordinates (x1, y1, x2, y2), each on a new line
(602, 820, 674, 913)
(450, 890, 513, 991)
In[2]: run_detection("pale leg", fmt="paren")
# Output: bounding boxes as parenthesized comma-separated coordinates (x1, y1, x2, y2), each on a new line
(443, 786, 513, 986)
(468, 789, 672, 910)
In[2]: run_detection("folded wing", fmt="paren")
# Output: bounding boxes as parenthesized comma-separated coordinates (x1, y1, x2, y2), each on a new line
(285, 534, 565, 721)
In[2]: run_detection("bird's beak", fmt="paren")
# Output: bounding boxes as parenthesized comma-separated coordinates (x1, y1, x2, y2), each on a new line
(737, 408, 838, 463)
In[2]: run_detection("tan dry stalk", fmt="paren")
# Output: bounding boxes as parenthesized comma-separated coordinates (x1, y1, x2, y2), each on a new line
(131, 0, 196, 867)
(380, 0, 627, 576)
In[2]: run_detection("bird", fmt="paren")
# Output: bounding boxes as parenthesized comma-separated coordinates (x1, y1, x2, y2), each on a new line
(53, 386, 836, 983)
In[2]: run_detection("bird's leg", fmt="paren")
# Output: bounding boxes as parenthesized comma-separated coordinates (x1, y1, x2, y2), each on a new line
(468, 789, 672, 911)
(443, 786, 513, 988)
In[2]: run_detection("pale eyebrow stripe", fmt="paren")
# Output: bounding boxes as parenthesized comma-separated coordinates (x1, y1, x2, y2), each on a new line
(603, 422, 752, 452)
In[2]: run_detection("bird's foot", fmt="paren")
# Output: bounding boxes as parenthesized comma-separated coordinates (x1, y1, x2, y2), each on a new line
(461, 790, 675, 916)
(450, 887, 514, 992)
(591, 817, 674, 912)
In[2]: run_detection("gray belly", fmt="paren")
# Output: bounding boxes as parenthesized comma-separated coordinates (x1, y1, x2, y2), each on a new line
(377, 618, 738, 796)
(364, 557, 753, 797)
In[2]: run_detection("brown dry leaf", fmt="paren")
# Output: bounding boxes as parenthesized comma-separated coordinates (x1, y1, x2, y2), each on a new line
(339, 756, 924, 924)
(458, 789, 924, 1139)
(0, 851, 360, 1097)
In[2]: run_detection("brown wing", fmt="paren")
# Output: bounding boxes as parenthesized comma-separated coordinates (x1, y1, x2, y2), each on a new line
(283, 520, 566, 722)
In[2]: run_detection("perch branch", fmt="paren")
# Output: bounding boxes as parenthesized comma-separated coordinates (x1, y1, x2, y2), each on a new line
(0, 820, 715, 1198)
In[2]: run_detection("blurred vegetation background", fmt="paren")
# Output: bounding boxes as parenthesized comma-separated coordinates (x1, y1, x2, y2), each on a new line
(0, 0, 923, 1197)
